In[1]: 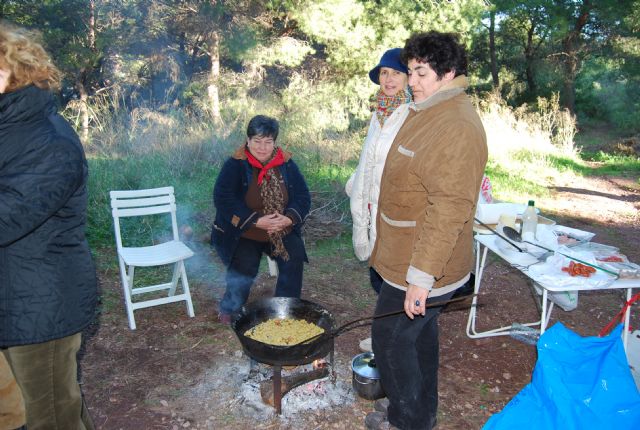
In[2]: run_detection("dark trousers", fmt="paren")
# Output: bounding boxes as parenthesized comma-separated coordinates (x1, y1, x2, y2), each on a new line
(369, 267, 383, 294)
(2, 333, 94, 430)
(372, 282, 454, 430)
(220, 234, 305, 315)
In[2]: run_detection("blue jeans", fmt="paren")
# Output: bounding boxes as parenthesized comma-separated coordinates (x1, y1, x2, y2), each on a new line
(220, 234, 306, 315)
(372, 282, 454, 430)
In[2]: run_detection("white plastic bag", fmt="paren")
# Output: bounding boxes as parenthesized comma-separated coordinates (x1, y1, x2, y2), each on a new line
(534, 283, 578, 311)
(528, 252, 616, 290)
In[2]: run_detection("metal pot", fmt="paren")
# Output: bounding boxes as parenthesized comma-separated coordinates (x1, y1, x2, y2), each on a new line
(351, 352, 385, 400)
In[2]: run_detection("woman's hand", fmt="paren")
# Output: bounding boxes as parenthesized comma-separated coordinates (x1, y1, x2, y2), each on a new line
(404, 284, 430, 319)
(255, 213, 292, 233)
(271, 213, 293, 232)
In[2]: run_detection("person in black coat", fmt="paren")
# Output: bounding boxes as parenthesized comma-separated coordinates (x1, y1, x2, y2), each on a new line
(211, 115, 311, 324)
(0, 22, 96, 429)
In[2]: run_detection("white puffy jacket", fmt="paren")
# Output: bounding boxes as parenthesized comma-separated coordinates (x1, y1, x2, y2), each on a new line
(346, 103, 410, 261)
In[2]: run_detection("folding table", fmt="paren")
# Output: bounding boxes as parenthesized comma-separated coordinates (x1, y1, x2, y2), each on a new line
(466, 232, 640, 349)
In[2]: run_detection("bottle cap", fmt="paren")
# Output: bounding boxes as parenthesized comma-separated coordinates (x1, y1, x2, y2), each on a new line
(528, 200, 535, 206)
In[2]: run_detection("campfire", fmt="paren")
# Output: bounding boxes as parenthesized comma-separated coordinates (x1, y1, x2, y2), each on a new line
(171, 343, 354, 424)
(231, 354, 353, 419)
(258, 358, 332, 408)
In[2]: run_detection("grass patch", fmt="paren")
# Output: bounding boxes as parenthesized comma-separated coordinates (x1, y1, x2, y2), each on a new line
(88, 155, 217, 249)
(308, 233, 353, 258)
(580, 151, 640, 177)
(484, 162, 550, 202)
(545, 154, 592, 175)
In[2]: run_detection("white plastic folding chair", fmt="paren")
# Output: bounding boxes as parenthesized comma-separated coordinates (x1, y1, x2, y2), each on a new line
(110, 186, 195, 330)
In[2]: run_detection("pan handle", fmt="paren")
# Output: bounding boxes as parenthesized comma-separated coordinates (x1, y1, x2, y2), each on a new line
(292, 293, 477, 345)
(343, 293, 478, 331)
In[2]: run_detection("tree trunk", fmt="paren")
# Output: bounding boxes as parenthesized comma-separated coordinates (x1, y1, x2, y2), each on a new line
(74, 0, 96, 144)
(207, 31, 221, 124)
(524, 24, 537, 97)
(559, 7, 590, 114)
(76, 71, 90, 143)
(489, 11, 499, 88)
(561, 36, 577, 114)
(88, 0, 96, 50)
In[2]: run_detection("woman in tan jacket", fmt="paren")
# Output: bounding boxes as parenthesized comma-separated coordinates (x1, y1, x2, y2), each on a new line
(365, 32, 488, 430)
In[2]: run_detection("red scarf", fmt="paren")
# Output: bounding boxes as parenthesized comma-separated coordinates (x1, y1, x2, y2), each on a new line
(244, 147, 286, 185)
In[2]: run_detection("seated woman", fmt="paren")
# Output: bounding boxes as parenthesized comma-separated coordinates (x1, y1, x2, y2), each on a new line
(211, 115, 311, 324)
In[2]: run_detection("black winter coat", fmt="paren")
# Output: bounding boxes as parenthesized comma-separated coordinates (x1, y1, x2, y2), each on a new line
(210, 146, 311, 267)
(0, 85, 97, 348)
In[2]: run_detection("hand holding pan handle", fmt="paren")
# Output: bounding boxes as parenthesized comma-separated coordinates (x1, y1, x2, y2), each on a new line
(292, 293, 478, 346)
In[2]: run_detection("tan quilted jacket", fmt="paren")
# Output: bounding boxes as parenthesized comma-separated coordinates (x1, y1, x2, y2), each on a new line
(370, 76, 488, 291)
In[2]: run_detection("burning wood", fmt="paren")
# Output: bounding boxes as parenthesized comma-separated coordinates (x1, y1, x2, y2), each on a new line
(260, 367, 329, 407)
(313, 359, 328, 369)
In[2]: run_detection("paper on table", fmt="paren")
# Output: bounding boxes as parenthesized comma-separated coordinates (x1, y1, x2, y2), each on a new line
(476, 203, 528, 224)
(528, 253, 616, 289)
(552, 225, 596, 242)
(493, 236, 539, 265)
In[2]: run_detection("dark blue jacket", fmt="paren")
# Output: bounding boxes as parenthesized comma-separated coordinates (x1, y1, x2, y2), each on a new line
(210, 146, 311, 266)
(0, 85, 97, 347)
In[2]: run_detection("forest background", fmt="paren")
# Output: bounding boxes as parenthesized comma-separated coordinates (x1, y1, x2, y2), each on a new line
(2, 0, 639, 260)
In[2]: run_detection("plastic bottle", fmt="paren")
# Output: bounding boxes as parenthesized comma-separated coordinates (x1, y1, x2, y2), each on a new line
(509, 323, 539, 345)
(521, 200, 538, 242)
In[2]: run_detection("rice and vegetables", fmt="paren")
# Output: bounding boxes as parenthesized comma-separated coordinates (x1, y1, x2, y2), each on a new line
(244, 318, 325, 346)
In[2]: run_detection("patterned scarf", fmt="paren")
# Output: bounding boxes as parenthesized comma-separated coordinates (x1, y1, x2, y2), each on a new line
(245, 147, 289, 260)
(375, 87, 411, 126)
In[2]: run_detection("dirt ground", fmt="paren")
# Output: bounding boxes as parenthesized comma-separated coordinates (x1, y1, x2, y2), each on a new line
(80, 168, 640, 430)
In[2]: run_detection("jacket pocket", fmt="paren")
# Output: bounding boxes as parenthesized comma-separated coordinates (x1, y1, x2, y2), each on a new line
(397, 145, 415, 158)
(210, 223, 225, 247)
(384, 145, 420, 190)
(376, 211, 416, 270)
(380, 212, 416, 228)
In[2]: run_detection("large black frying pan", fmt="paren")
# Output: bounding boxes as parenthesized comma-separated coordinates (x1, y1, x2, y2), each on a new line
(232, 294, 477, 366)
(232, 297, 335, 366)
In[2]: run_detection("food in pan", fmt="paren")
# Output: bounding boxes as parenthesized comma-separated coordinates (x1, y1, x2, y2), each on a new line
(244, 318, 325, 346)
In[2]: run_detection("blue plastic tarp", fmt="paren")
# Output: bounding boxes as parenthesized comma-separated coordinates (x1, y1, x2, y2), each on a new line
(483, 323, 640, 430)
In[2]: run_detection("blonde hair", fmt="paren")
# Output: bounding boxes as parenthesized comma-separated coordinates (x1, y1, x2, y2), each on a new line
(0, 21, 61, 92)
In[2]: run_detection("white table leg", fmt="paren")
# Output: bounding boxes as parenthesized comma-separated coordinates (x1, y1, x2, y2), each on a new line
(466, 240, 542, 338)
(540, 287, 553, 335)
(466, 241, 488, 337)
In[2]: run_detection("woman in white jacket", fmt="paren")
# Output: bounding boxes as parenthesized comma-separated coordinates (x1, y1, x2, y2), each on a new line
(346, 48, 411, 293)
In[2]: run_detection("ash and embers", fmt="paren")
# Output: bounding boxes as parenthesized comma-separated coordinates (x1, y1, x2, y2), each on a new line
(174, 351, 355, 426)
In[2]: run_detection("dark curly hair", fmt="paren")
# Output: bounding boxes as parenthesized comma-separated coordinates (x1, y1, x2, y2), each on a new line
(247, 114, 279, 141)
(401, 31, 467, 78)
